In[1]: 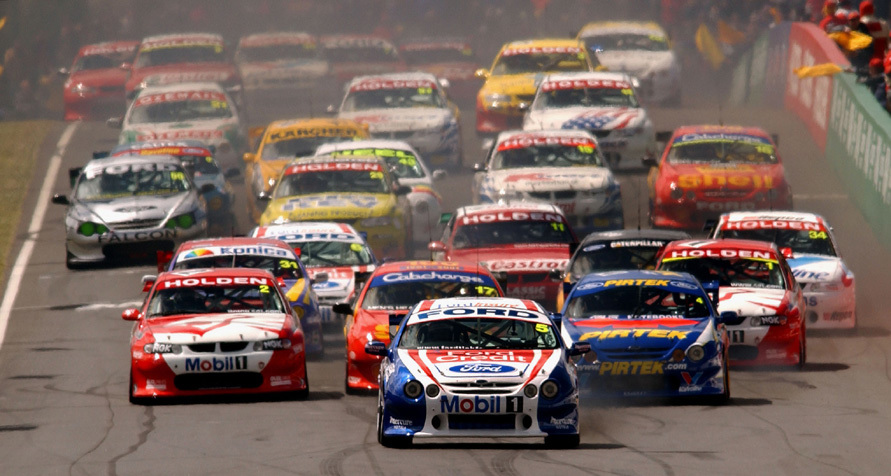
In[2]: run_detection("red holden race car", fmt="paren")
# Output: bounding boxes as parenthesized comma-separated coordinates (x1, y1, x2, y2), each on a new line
(429, 202, 578, 311)
(337, 260, 503, 393)
(399, 37, 481, 104)
(60, 40, 138, 121)
(123, 268, 308, 402)
(655, 239, 806, 368)
(125, 33, 244, 107)
(646, 125, 792, 230)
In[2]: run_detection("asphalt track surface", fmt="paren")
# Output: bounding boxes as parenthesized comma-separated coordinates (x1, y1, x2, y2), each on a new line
(2, 76, 891, 475)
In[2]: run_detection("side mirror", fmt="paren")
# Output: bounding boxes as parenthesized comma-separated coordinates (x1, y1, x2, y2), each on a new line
(242, 152, 257, 163)
(224, 167, 241, 179)
(156, 249, 173, 272)
(517, 102, 530, 112)
(57, 67, 70, 77)
(474, 68, 489, 79)
(365, 341, 388, 356)
(395, 185, 412, 196)
(549, 312, 563, 329)
(311, 272, 329, 284)
(548, 268, 564, 282)
(68, 167, 83, 188)
(325, 104, 338, 115)
(472, 162, 487, 172)
(106, 117, 123, 129)
(780, 247, 794, 259)
(199, 183, 216, 194)
(431, 169, 447, 181)
(121, 308, 142, 321)
(428, 241, 447, 252)
(257, 191, 272, 202)
(641, 156, 658, 168)
(439, 212, 453, 224)
(119, 62, 132, 71)
(51, 194, 70, 205)
(438, 77, 451, 90)
(718, 311, 739, 326)
(568, 341, 591, 356)
(141, 275, 156, 292)
(332, 302, 353, 315)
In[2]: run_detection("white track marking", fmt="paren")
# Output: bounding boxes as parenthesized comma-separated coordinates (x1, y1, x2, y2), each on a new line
(794, 193, 848, 200)
(0, 123, 78, 351)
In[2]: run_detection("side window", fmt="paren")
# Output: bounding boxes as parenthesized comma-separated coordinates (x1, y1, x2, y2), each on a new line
(441, 216, 454, 243)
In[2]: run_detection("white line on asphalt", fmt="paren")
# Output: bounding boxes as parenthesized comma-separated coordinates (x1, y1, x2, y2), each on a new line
(794, 193, 849, 200)
(0, 123, 78, 351)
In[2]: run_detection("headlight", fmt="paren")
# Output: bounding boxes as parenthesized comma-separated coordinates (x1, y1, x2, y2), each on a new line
(523, 384, 538, 398)
(165, 213, 196, 229)
(540, 380, 559, 399)
(686, 344, 706, 362)
(253, 338, 292, 351)
(143, 342, 182, 354)
(361, 216, 392, 227)
(77, 221, 109, 236)
(71, 83, 97, 95)
(425, 384, 440, 398)
(669, 183, 683, 200)
(403, 380, 423, 398)
(266, 177, 277, 189)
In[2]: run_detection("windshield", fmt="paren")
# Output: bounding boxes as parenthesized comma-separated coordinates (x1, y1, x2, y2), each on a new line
(491, 50, 587, 75)
(261, 136, 349, 160)
(135, 44, 226, 68)
(399, 318, 558, 349)
(402, 48, 473, 64)
(129, 98, 232, 123)
(75, 164, 190, 200)
(453, 220, 573, 248)
(146, 284, 286, 317)
(274, 169, 390, 196)
(659, 256, 786, 289)
(717, 228, 837, 257)
(582, 33, 670, 52)
(73, 50, 134, 72)
(362, 280, 499, 309)
(179, 154, 221, 176)
(288, 240, 375, 267)
(325, 45, 400, 63)
(172, 255, 304, 279)
(564, 285, 710, 320)
(668, 137, 777, 164)
(330, 149, 425, 179)
(569, 243, 664, 277)
(342, 87, 445, 111)
(533, 87, 639, 109)
(237, 43, 320, 62)
(491, 143, 604, 168)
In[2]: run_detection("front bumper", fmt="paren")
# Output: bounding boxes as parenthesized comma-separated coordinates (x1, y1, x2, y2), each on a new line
(802, 285, 856, 329)
(576, 356, 725, 398)
(66, 221, 206, 265)
(725, 316, 804, 366)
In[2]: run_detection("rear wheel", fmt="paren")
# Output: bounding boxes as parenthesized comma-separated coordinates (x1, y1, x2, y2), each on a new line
(705, 355, 731, 405)
(544, 434, 580, 449)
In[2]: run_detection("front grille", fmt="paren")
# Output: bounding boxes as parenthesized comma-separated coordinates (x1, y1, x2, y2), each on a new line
(220, 342, 249, 352)
(448, 414, 516, 430)
(590, 130, 611, 139)
(553, 190, 577, 200)
(174, 372, 263, 391)
(527, 191, 551, 200)
(701, 189, 748, 199)
(188, 343, 216, 353)
(102, 240, 174, 262)
(593, 375, 666, 393)
(110, 219, 164, 230)
(442, 382, 517, 395)
(599, 348, 671, 360)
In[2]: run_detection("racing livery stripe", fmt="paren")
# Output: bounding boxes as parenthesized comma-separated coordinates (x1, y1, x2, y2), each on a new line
(406, 349, 438, 382)
(522, 349, 555, 387)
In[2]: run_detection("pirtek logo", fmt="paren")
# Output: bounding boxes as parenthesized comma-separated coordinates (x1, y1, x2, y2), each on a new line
(185, 356, 248, 372)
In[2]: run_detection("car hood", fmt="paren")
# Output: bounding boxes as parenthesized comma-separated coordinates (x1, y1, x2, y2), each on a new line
(718, 287, 788, 316)
(403, 348, 556, 383)
(562, 316, 709, 349)
(340, 108, 452, 133)
(128, 63, 237, 89)
(450, 244, 570, 271)
(238, 59, 329, 79)
(789, 255, 846, 284)
(264, 192, 396, 223)
(68, 68, 129, 87)
(146, 312, 291, 344)
(526, 106, 647, 131)
(595, 50, 676, 77)
(123, 119, 237, 144)
(484, 166, 612, 192)
(309, 266, 356, 298)
(661, 162, 786, 189)
(75, 192, 193, 223)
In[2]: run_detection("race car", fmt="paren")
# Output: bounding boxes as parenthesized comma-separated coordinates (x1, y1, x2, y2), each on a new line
(60, 40, 139, 121)
(522, 72, 657, 170)
(475, 38, 598, 135)
(370, 297, 586, 448)
(558, 270, 730, 402)
(125, 33, 244, 107)
(109, 140, 238, 236)
(554, 228, 691, 310)
(339, 261, 504, 394)
(162, 237, 324, 356)
(51, 154, 207, 269)
(123, 268, 308, 402)
(709, 211, 856, 329)
(337, 72, 463, 170)
(243, 118, 369, 223)
(656, 239, 806, 368)
(249, 222, 377, 325)
(398, 37, 481, 104)
(646, 125, 793, 230)
(471, 129, 623, 235)
(259, 155, 412, 259)
(320, 34, 406, 88)
(315, 139, 446, 245)
(428, 202, 578, 311)
(577, 21, 682, 105)
(113, 81, 248, 170)
(235, 32, 328, 93)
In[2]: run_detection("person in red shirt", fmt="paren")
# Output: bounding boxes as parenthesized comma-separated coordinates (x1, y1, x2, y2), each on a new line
(820, 0, 847, 31)
(860, 1, 889, 60)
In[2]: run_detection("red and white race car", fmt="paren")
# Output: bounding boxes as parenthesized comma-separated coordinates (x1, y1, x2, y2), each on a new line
(656, 239, 807, 368)
(123, 268, 308, 402)
(647, 125, 793, 230)
(61, 40, 138, 121)
(428, 202, 578, 311)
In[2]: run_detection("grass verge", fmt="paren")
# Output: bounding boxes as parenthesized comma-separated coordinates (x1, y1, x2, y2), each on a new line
(0, 120, 54, 289)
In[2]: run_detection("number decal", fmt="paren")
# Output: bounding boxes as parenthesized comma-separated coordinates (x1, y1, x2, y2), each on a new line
(621, 88, 634, 95)
(170, 171, 185, 181)
(806, 296, 818, 307)
(730, 330, 745, 343)
(551, 222, 565, 231)
(259, 285, 270, 294)
(535, 323, 549, 333)
(809, 231, 828, 239)
(577, 145, 594, 154)
(398, 157, 416, 166)
(279, 259, 297, 269)
(369, 171, 383, 179)
(417, 87, 433, 95)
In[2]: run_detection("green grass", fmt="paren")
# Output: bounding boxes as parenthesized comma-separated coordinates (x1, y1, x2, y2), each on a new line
(0, 120, 53, 288)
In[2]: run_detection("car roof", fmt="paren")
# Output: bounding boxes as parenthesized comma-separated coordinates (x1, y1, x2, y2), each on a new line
(135, 81, 228, 96)
(346, 71, 439, 87)
(406, 297, 550, 325)
(663, 238, 780, 256)
(84, 154, 182, 169)
(266, 117, 366, 131)
(315, 139, 419, 156)
(372, 260, 495, 276)
(541, 71, 634, 84)
(578, 21, 666, 37)
(574, 269, 701, 287)
(718, 211, 825, 226)
(78, 41, 139, 57)
(173, 237, 297, 262)
(456, 201, 566, 218)
(500, 38, 585, 50)
(251, 222, 365, 242)
(111, 141, 212, 157)
(670, 125, 772, 141)
(579, 229, 691, 246)
(238, 31, 315, 46)
(494, 128, 597, 143)
(141, 32, 224, 45)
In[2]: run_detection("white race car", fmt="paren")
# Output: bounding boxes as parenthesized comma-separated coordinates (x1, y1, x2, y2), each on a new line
(522, 71, 656, 170)
(471, 129, 623, 234)
(114, 81, 248, 170)
(577, 21, 682, 105)
(710, 211, 856, 329)
(316, 139, 447, 246)
(250, 222, 377, 324)
(337, 72, 462, 170)
(235, 32, 329, 92)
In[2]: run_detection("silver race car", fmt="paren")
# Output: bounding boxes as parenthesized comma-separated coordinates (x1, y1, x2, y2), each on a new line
(52, 154, 208, 268)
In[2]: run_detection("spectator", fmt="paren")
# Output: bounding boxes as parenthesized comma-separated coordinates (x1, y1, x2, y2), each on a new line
(860, 56, 885, 95)
(860, 0, 889, 61)
(820, 0, 846, 32)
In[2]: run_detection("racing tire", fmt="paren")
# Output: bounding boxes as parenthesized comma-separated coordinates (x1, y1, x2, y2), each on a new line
(544, 434, 580, 449)
(704, 356, 731, 405)
(796, 329, 807, 370)
(377, 399, 412, 448)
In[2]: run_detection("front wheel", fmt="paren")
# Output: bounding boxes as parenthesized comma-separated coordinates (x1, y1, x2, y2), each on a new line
(377, 399, 412, 448)
(544, 434, 580, 449)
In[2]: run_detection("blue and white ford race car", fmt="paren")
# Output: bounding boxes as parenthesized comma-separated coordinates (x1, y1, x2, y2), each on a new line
(250, 221, 377, 324)
(369, 297, 589, 448)
(558, 270, 731, 402)
(710, 211, 856, 329)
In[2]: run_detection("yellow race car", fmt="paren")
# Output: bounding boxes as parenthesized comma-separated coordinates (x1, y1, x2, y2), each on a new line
(475, 38, 600, 135)
(259, 155, 412, 260)
(243, 118, 369, 223)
